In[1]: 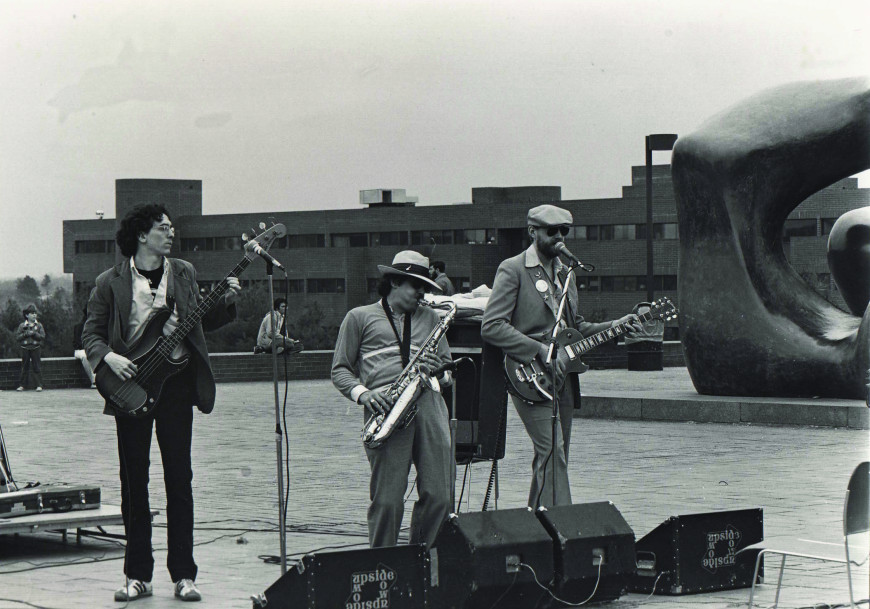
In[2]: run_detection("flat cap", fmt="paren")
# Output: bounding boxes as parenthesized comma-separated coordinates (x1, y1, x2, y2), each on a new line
(527, 204, 573, 227)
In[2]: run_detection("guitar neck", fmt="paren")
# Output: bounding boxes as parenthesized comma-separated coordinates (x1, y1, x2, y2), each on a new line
(567, 310, 654, 356)
(162, 257, 251, 352)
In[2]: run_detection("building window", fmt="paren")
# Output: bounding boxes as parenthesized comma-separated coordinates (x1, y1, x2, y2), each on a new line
(181, 237, 213, 252)
(307, 278, 346, 293)
(370, 231, 409, 247)
(821, 219, 838, 236)
(453, 277, 472, 293)
(75, 240, 115, 254)
(613, 224, 636, 240)
(214, 236, 242, 251)
(598, 225, 615, 240)
(367, 278, 380, 296)
(656, 223, 678, 239)
(267, 279, 305, 293)
(284, 234, 326, 249)
(782, 218, 817, 242)
(638, 275, 678, 291)
(411, 230, 454, 245)
(636, 222, 679, 240)
(331, 233, 368, 248)
(454, 229, 496, 245)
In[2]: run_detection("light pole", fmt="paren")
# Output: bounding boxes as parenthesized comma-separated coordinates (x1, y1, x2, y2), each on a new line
(645, 134, 678, 303)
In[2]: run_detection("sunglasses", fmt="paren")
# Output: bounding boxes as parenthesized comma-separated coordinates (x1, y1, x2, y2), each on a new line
(533, 225, 570, 237)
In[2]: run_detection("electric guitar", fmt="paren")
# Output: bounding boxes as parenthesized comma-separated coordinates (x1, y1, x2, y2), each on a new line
(504, 297, 678, 403)
(95, 223, 287, 416)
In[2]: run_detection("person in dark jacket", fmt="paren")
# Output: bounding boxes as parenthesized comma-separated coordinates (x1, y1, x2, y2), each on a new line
(15, 303, 45, 391)
(83, 204, 240, 602)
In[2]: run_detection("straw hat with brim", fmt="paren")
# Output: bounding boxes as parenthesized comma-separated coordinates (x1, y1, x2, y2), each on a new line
(377, 250, 443, 292)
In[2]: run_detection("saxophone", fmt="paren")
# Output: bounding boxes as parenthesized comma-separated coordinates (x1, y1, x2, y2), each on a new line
(362, 300, 457, 449)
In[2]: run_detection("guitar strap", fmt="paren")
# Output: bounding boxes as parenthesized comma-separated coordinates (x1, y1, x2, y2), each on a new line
(381, 299, 411, 367)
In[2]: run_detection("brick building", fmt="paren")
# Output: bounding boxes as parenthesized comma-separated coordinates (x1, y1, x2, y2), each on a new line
(62, 169, 869, 332)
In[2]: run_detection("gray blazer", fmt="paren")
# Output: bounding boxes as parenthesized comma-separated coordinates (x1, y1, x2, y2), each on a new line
(481, 244, 597, 401)
(82, 257, 236, 415)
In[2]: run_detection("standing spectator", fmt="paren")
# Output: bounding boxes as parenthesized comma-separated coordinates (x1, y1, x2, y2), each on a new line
(16, 304, 45, 392)
(73, 302, 97, 388)
(429, 261, 455, 296)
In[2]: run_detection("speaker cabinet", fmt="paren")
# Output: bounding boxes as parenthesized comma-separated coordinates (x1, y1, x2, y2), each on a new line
(254, 544, 429, 609)
(430, 502, 636, 608)
(429, 508, 553, 609)
(629, 508, 764, 595)
(537, 502, 636, 603)
(443, 322, 509, 463)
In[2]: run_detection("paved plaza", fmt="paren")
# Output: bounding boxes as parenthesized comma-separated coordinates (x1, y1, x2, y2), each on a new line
(0, 372, 867, 609)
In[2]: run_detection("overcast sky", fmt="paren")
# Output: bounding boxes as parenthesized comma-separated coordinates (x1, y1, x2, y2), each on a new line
(1, 0, 867, 279)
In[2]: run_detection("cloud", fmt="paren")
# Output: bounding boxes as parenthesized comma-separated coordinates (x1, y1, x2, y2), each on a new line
(47, 39, 170, 122)
(194, 112, 233, 129)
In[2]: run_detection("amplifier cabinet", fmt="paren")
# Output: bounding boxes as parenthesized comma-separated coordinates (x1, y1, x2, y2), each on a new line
(429, 508, 554, 609)
(537, 502, 636, 604)
(629, 508, 764, 595)
(256, 544, 429, 609)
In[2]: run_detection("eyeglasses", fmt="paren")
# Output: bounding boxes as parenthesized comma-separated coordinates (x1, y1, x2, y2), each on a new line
(154, 225, 175, 236)
(533, 225, 570, 237)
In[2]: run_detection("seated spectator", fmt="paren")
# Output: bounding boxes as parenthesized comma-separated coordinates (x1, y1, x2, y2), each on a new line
(255, 298, 301, 354)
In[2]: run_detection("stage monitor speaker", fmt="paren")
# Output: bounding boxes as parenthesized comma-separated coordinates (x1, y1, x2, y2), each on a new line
(536, 502, 636, 604)
(253, 544, 429, 609)
(443, 321, 508, 463)
(628, 508, 763, 595)
(429, 507, 554, 609)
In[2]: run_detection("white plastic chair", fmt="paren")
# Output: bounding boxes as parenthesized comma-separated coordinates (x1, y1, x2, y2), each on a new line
(740, 461, 869, 608)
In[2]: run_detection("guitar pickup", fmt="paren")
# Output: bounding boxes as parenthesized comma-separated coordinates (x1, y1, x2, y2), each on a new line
(564, 344, 577, 360)
(515, 367, 531, 382)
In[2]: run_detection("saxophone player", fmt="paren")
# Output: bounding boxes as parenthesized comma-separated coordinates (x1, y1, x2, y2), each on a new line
(332, 250, 454, 548)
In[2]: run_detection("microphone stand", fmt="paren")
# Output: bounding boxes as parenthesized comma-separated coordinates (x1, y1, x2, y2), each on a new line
(265, 260, 288, 575)
(544, 260, 579, 507)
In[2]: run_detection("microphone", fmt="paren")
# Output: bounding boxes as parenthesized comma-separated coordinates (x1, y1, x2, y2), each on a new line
(554, 242, 594, 272)
(430, 357, 474, 377)
(251, 242, 287, 274)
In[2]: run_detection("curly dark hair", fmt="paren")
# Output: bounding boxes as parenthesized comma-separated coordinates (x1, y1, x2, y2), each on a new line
(116, 204, 171, 257)
(273, 298, 287, 310)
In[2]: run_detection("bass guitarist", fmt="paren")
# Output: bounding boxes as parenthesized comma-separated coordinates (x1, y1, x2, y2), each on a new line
(481, 204, 641, 509)
(82, 204, 241, 603)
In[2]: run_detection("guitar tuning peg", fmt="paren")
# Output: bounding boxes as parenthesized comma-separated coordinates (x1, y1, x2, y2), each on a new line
(241, 233, 249, 242)
(259, 222, 266, 230)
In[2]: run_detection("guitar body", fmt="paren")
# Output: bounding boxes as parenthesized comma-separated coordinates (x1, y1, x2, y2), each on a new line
(95, 310, 191, 417)
(504, 328, 590, 404)
(503, 298, 678, 403)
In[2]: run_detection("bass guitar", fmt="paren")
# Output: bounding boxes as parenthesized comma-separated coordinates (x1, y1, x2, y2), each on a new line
(95, 222, 287, 416)
(504, 297, 678, 403)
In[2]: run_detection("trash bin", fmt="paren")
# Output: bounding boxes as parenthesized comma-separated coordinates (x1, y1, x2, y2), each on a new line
(627, 340, 663, 371)
(624, 302, 664, 371)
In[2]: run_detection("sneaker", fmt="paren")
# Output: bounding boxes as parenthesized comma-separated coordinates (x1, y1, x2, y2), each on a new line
(174, 579, 201, 602)
(114, 579, 152, 602)
(90, 382, 97, 389)
(16, 387, 23, 391)
(35, 387, 43, 392)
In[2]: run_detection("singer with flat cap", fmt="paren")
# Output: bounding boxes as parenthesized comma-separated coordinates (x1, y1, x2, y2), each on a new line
(332, 250, 454, 548)
(481, 204, 641, 508)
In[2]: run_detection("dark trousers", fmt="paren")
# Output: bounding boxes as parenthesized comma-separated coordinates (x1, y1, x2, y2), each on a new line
(19, 348, 43, 388)
(115, 371, 197, 583)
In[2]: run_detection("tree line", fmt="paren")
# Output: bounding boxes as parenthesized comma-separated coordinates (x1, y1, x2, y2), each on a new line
(0, 275, 338, 358)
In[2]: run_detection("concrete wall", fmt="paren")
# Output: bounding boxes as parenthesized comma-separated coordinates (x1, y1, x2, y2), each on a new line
(0, 344, 684, 391)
